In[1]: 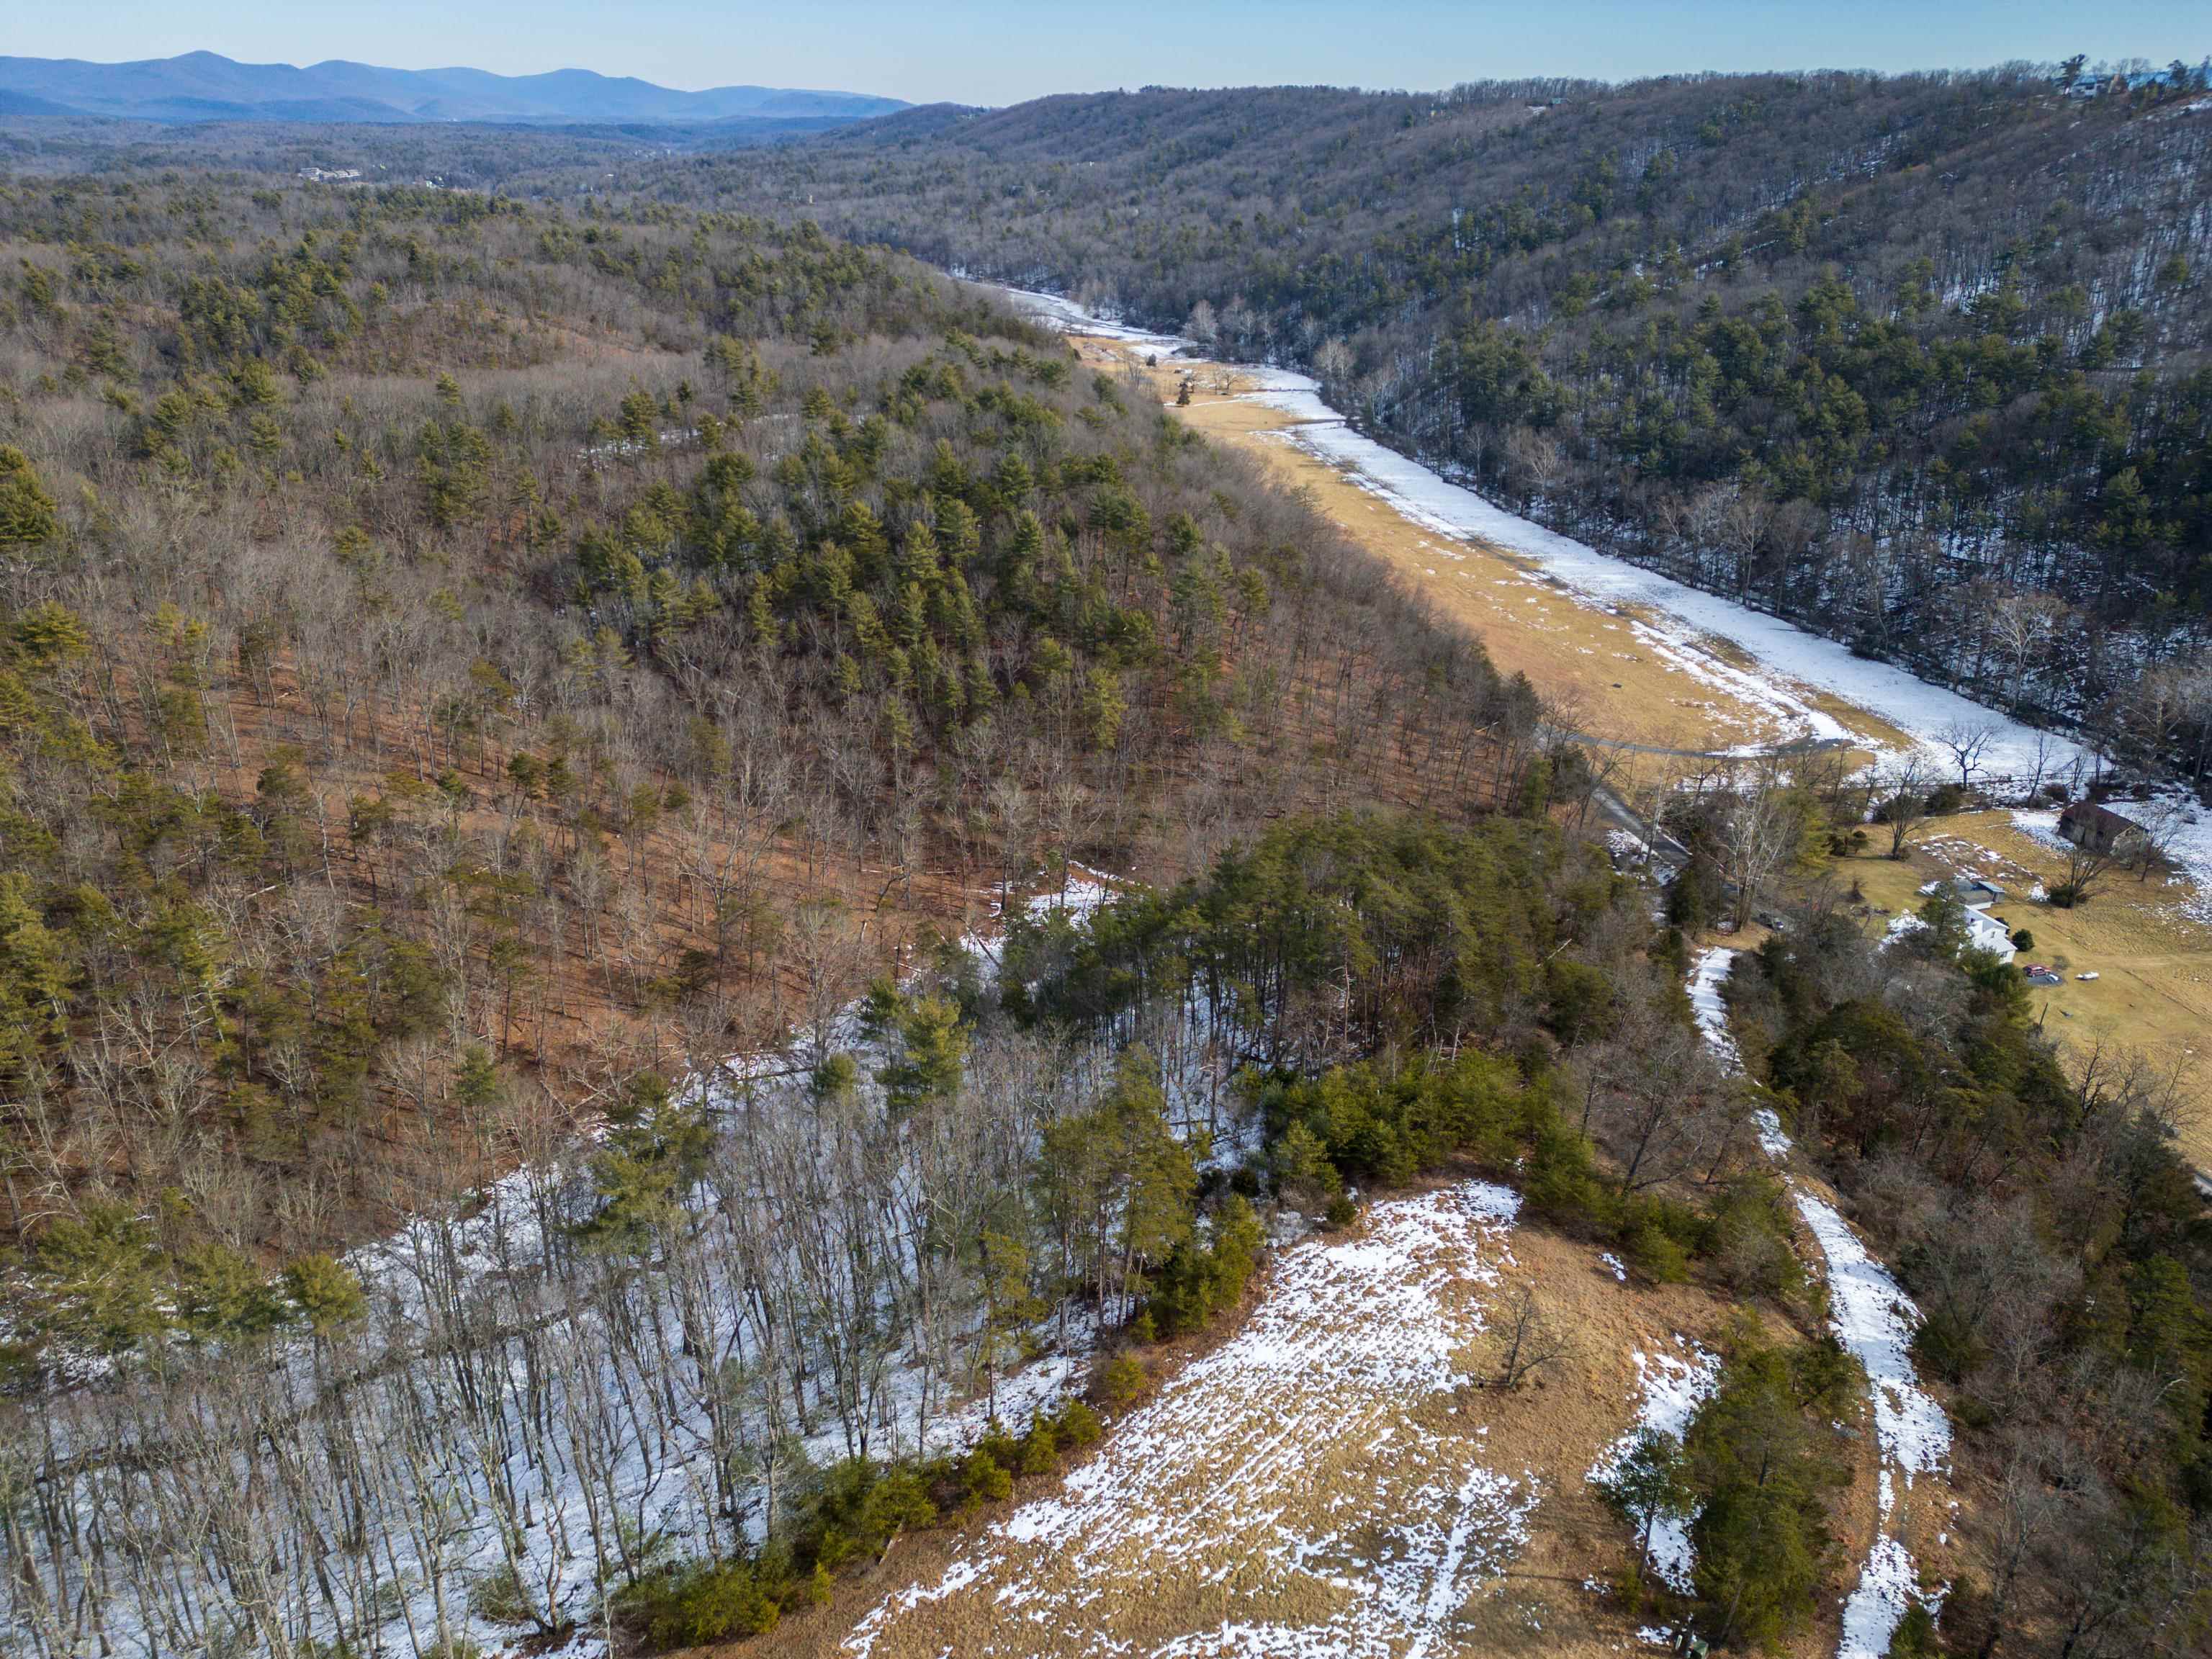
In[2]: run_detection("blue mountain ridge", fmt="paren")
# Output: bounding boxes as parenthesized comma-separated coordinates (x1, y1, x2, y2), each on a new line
(0, 50, 905, 125)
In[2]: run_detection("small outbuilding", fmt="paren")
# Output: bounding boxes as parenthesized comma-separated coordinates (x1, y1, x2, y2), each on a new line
(2057, 801, 2146, 858)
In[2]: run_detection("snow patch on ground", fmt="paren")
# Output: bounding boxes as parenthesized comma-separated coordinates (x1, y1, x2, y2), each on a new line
(1587, 1341, 1721, 1593)
(1884, 911, 1930, 947)
(1024, 864, 1116, 927)
(1840, 1536, 1941, 1659)
(845, 1182, 1537, 1657)
(2008, 808, 2071, 855)
(1687, 948, 1743, 1073)
(1793, 1196, 1951, 1493)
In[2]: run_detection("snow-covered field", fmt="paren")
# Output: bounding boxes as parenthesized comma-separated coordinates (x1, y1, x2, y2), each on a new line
(1002, 286, 2102, 782)
(845, 1182, 1537, 1658)
(1689, 948, 1948, 1659)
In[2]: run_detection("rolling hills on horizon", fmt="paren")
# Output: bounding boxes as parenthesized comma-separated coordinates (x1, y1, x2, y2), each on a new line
(0, 48, 905, 125)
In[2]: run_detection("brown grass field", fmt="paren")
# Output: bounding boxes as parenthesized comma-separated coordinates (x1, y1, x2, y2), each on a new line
(1073, 334, 1914, 775)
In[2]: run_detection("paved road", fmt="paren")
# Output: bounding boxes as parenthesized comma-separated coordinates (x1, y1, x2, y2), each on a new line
(1544, 726, 1855, 762)
(1582, 783, 1692, 867)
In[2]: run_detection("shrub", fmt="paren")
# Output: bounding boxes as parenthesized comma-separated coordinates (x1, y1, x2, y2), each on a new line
(614, 1559, 782, 1647)
(1522, 1110, 1606, 1226)
(1546, 956, 1619, 1046)
(1683, 1328, 1847, 1648)
(1892, 1600, 1941, 1659)
(1595, 1428, 1692, 1578)
(1100, 1352, 1148, 1406)
(961, 1448, 1012, 1507)
(176, 1241, 286, 1339)
(466, 1562, 540, 1629)
(282, 1253, 367, 1334)
(2010, 927, 2033, 951)
(1053, 1397, 1103, 1447)
(1624, 1218, 1691, 1283)
(803, 1460, 937, 1570)
(971, 1421, 1022, 1470)
(1911, 1305, 1987, 1384)
(0, 446, 60, 553)
(1271, 1118, 1341, 1213)
(1017, 1419, 1058, 1475)
(25, 1201, 170, 1357)
(1144, 1195, 1266, 1338)
(1700, 1175, 1805, 1303)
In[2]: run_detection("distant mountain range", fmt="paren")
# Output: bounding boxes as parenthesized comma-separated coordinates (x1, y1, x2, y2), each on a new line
(0, 50, 905, 126)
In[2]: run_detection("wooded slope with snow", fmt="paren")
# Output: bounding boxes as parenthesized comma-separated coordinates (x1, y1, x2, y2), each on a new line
(699, 67, 2212, 774)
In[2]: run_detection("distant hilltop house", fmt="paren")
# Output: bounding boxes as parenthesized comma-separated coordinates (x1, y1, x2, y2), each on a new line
(296, 167, 363, 183)
(2057, 800, 2146, 858)
(2056, 58, 2210, 99)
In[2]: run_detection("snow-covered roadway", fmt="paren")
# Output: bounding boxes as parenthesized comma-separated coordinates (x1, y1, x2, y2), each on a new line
(1690, 948, 1948, 1659)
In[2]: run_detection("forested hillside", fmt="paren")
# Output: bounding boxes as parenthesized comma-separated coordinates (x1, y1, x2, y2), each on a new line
(0, 161, 1592, 1656)
(0, 169, 1524, 1285)
(1723, 899, 2212, 1659)
(689, 68, 2212, 768)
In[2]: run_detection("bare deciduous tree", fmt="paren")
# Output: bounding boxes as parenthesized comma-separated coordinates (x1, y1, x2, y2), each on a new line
(1488, 1282, 1572, 1390)
(1936, 720, 1999, 792)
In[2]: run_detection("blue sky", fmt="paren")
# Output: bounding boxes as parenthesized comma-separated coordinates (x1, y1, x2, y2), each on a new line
(14, 1, 2211, 106)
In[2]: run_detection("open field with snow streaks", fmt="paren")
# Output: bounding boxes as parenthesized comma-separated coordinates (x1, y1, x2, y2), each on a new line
(842, 1182, 1537, 1658)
